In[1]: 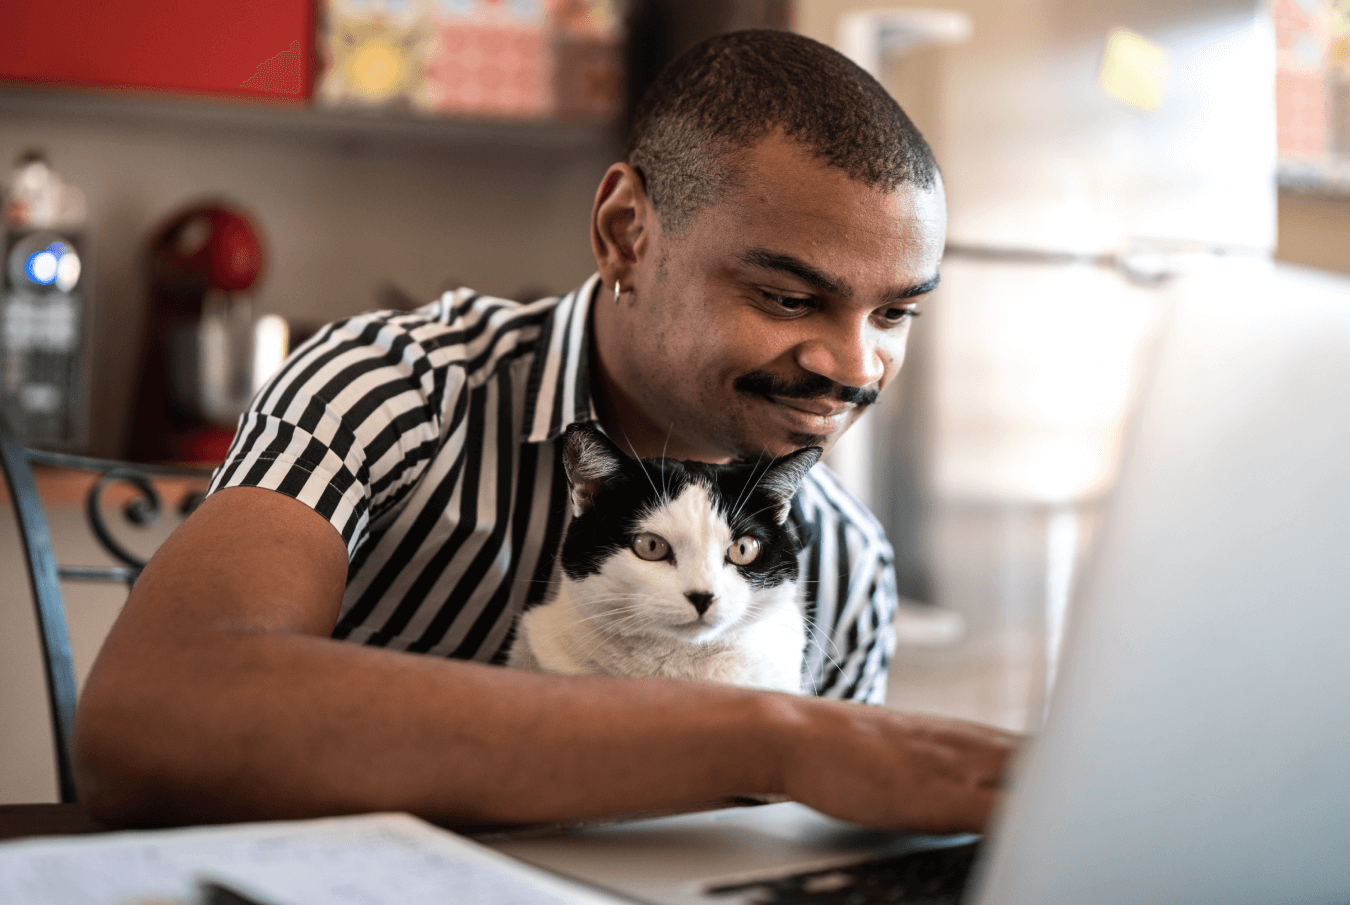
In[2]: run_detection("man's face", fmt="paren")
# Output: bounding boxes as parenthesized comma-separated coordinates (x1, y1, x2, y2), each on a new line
(614, 132, 946, 462)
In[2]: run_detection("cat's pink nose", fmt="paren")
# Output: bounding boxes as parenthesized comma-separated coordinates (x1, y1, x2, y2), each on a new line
(685, 592, 714, 615)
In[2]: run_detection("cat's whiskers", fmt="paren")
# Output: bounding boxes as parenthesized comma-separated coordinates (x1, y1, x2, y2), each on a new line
(728, 448, 769, 524)
(511, 576, 560, 588)
(538, 603, 648, 651)
(569, 588, 652, 606)
(660, 422, 673, 501)
(734, 500, 786, 527)
(572, 596, 661, 632)
(618, 425, 664, 502)
(569, 608, 668, 655)
(571, 595, 644, 611)
(578, 590, 719, 636)
(574, 603, 648, 626)
(567, 618, 639, 653)
(795, 595, 848, 693)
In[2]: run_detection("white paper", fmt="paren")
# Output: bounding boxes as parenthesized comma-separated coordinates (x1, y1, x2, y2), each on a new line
(0, 812, 620, 905)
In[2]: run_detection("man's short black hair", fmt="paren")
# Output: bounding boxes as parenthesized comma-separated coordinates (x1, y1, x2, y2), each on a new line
(626, 29, 939, 236)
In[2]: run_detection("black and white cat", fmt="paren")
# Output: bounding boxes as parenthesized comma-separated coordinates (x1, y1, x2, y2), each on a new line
(508, 423, 821, 693)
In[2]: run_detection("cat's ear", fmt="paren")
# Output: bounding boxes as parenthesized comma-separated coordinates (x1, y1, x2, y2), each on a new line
(563, 423, 628, 517)
(759, 446, 823, 524)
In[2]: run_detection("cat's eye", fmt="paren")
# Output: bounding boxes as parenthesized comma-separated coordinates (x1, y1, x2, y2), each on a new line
(632, 532, 672, 561)
(727, 536, 760, 566)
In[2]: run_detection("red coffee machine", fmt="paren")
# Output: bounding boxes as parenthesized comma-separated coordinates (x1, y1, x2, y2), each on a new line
(125, 202, 265, 462)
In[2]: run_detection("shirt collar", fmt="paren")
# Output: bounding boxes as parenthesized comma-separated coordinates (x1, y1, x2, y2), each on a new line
(523, 273, 603, 443)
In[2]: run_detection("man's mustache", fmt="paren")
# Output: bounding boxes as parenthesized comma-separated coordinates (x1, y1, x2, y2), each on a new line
(733, 370, 879, 407)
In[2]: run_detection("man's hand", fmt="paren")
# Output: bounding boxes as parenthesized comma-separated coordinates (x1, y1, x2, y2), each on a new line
(766, 699, 1018, 834)
(74, 487, 1016, 833)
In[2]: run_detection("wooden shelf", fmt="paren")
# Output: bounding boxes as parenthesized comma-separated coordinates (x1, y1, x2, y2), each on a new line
(0, 84, 620, 158)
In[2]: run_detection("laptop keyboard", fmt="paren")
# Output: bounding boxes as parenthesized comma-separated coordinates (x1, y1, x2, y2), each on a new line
(704, 840, 981, 905)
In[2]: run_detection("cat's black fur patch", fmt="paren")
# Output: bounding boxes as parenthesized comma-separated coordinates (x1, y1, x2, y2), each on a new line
(558, 424, 820, 590)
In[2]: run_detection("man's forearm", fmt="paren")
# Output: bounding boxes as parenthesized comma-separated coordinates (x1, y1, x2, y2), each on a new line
(75, 627, 786, 828)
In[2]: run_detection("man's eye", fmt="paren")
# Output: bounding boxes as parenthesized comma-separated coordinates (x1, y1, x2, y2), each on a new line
(759, 289, 813, 313)
(880, 305, 920, 324)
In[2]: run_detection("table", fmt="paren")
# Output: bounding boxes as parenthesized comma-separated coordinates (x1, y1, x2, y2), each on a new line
(0, 803, 105, 841)
(0, 797, 761, 844)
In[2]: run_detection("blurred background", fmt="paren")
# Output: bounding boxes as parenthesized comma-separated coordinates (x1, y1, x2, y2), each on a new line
(3, 0, 1349, 801)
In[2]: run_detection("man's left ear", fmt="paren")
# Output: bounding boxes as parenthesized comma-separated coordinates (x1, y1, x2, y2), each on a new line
(590, 162, 653, 295)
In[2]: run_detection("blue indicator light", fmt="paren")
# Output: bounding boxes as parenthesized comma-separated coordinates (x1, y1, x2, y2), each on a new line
(26, 250, 60, 285)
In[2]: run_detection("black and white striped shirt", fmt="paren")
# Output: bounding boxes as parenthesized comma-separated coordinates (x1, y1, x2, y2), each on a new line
(209, 275, 898, 703)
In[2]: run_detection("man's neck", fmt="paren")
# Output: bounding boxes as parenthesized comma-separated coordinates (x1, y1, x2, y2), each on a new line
(587, 280, 732, 464)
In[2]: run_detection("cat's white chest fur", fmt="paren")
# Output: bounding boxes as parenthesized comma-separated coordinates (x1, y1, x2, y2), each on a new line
(509, 482, 807, 693)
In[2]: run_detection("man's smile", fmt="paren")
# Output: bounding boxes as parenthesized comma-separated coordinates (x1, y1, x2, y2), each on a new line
(764, 394, 853, 436)
(771, 396, 852, 419)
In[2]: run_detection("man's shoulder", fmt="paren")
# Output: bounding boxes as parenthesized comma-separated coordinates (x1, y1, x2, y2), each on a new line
(332, 289, 556, 342)
(422, 287, 562, 325)
(796, 462, 894, 557)
(308, 289, 560, 375)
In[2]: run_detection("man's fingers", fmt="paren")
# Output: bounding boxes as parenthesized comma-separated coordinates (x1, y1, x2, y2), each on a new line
(777, 703, 1021, 834)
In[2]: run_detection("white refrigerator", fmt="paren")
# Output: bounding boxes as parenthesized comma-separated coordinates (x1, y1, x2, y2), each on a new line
(819, 0, 1278, 728)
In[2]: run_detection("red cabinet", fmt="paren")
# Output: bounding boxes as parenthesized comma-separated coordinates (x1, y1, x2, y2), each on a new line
(0, 1, 313, 101)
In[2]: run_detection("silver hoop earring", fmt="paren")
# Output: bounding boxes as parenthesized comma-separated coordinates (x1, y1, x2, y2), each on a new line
(614, 280, 622, 304)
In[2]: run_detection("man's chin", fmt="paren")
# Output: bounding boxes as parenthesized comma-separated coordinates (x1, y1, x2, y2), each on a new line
(786, 430, 831, 451)
(730, 429, 832, 462)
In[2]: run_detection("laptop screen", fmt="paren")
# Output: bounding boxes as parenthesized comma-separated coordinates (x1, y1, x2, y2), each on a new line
(971, 261, 1350, 905)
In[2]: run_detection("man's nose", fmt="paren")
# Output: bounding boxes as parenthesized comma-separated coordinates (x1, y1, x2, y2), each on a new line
(795, 320, 889, 389)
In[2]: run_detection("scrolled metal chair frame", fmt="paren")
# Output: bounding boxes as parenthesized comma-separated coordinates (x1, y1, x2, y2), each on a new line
(0, 414, 210, 803)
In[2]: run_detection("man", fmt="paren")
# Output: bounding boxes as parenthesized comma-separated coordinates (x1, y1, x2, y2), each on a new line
(75, 30, 1013, 832)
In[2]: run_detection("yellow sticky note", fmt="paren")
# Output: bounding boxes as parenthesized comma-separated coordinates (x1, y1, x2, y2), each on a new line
(1098, 26, 1168, 112)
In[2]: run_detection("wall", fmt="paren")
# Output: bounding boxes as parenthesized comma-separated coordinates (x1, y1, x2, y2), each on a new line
(1, 93, 620, 457)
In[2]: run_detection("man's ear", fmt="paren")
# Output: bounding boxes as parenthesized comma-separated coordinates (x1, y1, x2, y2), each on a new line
(591, 162, 653, 295)
(563, 423, 628, 517)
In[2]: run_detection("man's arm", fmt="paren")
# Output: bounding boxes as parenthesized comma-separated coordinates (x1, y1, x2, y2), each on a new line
(74, 486, 1013, 832)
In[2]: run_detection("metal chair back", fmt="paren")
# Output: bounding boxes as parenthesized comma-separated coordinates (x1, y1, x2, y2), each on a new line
(0, 414, 210, 802)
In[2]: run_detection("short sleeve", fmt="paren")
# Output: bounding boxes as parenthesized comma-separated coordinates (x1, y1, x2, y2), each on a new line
(208, 306, 462, 558)
(796, 466, 900, 705)
(839, 553, 899, 705)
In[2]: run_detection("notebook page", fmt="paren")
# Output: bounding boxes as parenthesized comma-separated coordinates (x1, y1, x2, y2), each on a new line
(0, 811, 619, 905)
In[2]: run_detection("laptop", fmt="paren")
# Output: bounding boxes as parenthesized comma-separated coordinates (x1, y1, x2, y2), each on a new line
(487, 262, 1350, 905)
